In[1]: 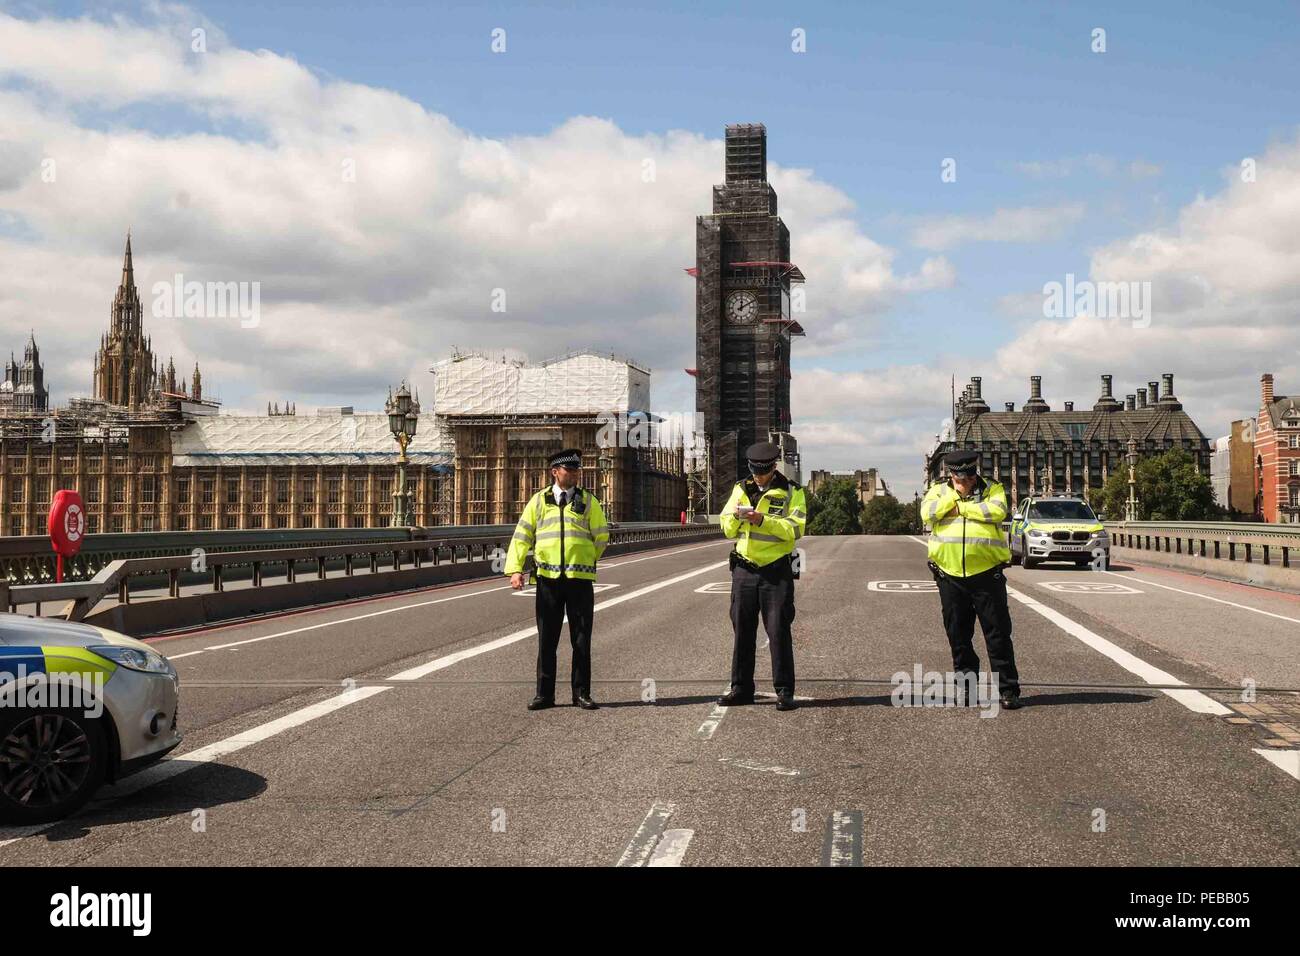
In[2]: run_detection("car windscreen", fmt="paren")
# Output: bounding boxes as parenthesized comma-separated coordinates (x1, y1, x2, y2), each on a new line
(1028, 501, 1096, 521)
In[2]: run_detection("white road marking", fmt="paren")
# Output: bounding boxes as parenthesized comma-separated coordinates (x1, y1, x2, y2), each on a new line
(694, 581, 732, 594)
(697, 704, 728, 739)
(647, 828, 695, 866)
(0, 556, 728, 853)
(514, 583, 619, 596)
(905, 536, 1231, 716)
(1103, 569, 1300, 626)
(867, 580, 936, 592)
(163, 539, 723, 659)
(1005, 586, 1231, 716)
(719, 756, 803, 776)
(1037, 581, 1143, 594)
(756, 691, 814, 702)
(616, 801, 677, 867)
(822, 810, 863, 867)
(1252, 748, 1300, 781)
(388, 560, 728, 681)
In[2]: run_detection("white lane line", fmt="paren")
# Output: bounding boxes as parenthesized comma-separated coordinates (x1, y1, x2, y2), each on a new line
(616, 801, 677, 867)
(1103, 569, 1300, 626)
(164, 539, 723, 659)
(822, 810, 863, 867)
(1005, 586, 1231, 716)
(388, 560, 728, 681)
(647, 828, 695, 867)
(697, 704, 728, 739)
(1252, 748, 1300, 781)
(0, 557, 727, 852)
(905, 536, 1231, 716)
(719, 756, 803, 776)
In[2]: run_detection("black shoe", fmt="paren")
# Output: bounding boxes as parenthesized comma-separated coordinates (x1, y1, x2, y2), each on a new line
(527, 696, 555, 711)
(573, 694, 599, 710)
(999, 694, 1023, 710)
(775, 692, 797, 712)
(717, 689, 755, 706)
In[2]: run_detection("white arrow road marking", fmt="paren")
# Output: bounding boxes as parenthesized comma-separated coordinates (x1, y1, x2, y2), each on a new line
(647, 828, 695, 867)
(1253, 748, 1300, 781)
(719, 757, 803, 776)
(617, 801, 677, 867)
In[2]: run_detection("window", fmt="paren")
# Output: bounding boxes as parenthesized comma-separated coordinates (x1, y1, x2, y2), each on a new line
(140, 515, 155, 532)
(197, 514, 212, 530)
(226, 479, 239, 504)
(139, 476, 156, 504)
(111, 516, 124, 533)
(176, 479, 190, 503)
(250, 478, 264, 503)
(86, 515, 99, 534)
(274, 515, 288, 529)
(328, 478, 341, 504)
(10, 484, 22, 504)
(112, 478, 125, 503)
(201, 479, 214, 504)
(1291, 460, 1300, 477)
(174, 515, 188, 531)
(223, 515, 238, 529)
(352, 478, 367, 503)
(299, 514, 314, 528)
(247, 515, 264, 529)
(300, 479, 316, 506)
(1290, 434, 1299, 449)
(327, 515, 340, 528)
(34, 480, 49, 505)
(276, 478, 290, 504)
(351, 515, 367, 528)
(9, 516, 22, 536)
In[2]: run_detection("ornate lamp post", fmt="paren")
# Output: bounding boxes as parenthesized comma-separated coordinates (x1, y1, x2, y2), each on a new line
(386, 381, 420, 526)
(1124, 436, 1139, 522)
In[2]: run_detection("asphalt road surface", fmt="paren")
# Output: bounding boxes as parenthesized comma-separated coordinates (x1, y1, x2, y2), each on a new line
(3, 535, 1297, 866)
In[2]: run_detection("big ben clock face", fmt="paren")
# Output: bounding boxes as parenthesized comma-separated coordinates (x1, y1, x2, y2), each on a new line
(726, 291, 758, 325)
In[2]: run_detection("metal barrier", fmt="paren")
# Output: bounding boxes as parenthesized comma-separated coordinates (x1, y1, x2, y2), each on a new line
(3, 523, 718, 624)
(1106, 520, 1299, 568)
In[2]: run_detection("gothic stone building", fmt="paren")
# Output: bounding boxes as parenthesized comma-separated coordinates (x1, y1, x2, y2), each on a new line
(924, 373, 1210, 508)
(0, 333, 49, 413)
(693, 123, 804, 511)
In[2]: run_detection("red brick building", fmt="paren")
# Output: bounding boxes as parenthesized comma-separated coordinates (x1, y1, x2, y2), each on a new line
(1255, 373, 1300, 523)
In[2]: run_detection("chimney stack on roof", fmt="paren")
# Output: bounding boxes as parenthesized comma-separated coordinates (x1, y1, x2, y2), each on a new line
(1005, 402, 1015, 412)
(964, 375, 989, 414)
(1025, 375, 1049, 412)
(1125, 394, 1136, 411)
(1148, 380, 1160, 403)
(1064, 401, 1074, 411)
(1137, 388, 1148, 408)
(1262, 372, 1275, 405)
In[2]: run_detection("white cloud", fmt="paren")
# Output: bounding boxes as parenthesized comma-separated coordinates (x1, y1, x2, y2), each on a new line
(0, 7, 943, 419)
(910, 203, 1085, 251)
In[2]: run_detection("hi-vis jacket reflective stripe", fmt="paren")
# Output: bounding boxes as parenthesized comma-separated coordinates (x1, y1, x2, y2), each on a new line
(921, 477, 1011, 577)
(504, 486, 609, 581)
(719, 474, 807, 568)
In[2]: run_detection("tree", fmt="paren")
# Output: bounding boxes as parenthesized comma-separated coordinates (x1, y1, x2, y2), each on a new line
(806, 477, 863, 535)
(1093, 448, 1223, 521)
(860, 493, 922, 534)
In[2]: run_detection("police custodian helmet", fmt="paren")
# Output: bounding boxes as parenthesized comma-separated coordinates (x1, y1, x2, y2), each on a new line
(943, 449, 980, 477)
(746, 441, 781, 474)
(548, 448, 583, 469)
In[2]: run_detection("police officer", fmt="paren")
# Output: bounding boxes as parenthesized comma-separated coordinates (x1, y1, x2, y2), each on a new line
(921, 449, 1022, 709)
(717, 441, 807, 711)
(505, 448, 610, 711)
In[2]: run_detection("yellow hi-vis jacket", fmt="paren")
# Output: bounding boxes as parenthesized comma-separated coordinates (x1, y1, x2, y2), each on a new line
(921, 477, 1011, 577)
(720, 473, 807, 567)
(504, 486, 609, 582)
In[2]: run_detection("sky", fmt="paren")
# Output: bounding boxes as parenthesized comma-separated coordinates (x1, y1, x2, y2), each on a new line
(1, 0, 1298, 496)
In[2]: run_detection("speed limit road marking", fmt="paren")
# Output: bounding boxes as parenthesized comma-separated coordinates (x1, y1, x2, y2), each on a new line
(1037, 581, 1143, 594)
(867, 580, 937, 593)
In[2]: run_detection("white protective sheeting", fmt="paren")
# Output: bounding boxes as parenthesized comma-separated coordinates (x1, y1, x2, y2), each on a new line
(170, 413, 450, 467)
(431, 352, 651, 416)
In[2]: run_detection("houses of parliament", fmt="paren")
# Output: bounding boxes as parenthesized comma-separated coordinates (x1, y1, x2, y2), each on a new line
(0, 234, 685, 537)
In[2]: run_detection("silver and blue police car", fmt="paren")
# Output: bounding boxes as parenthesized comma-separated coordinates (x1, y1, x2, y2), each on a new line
(1007, 494, 1110, 569)
(0, 614, 180, 823)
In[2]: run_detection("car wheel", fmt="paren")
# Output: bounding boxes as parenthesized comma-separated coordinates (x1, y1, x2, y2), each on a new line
(1021, 537, 1039, 569)
(0, 707, 107, 824)
(1008, 539, 1022, 566)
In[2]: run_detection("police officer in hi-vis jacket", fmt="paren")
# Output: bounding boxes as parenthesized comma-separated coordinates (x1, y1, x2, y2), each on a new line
(921, 448, 1022, 709)
(717, 441, 807, 712)
(505, 448, 610, 712)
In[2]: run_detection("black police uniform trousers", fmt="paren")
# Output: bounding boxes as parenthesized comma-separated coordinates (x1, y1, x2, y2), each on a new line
(729, 557, 796, 697)
(535, 573, 595, 701)
(935, 565, 1020, 698)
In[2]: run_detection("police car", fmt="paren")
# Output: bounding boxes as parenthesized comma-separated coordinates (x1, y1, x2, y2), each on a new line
(0, 614, 181, 824)
(1007, 493, 1110, 569)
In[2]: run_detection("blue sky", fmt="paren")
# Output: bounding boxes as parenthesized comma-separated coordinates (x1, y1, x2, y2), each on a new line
(2, 1, 1299, 494)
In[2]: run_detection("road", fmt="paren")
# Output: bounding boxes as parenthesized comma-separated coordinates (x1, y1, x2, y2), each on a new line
(2, 534, 1297, 866)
